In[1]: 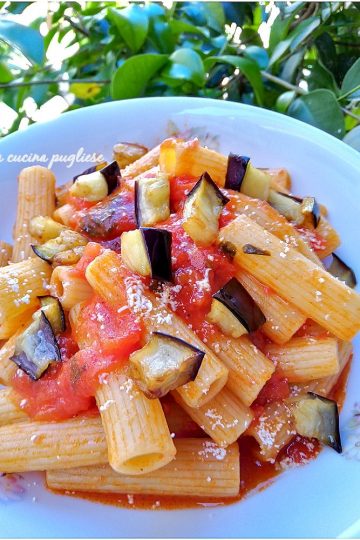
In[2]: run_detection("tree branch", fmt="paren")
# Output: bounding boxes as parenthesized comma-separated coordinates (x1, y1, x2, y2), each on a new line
(333, 40, 360, 48)
(261, 71, 307, 95)
(0, 78, 111, 89)
(261, 71, 360, 122)
(338, 84, 360, 101)
(63, 15, 90, 37)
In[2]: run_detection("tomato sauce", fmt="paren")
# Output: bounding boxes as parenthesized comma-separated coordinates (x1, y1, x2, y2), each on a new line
(295, 226, 327, 253)
(12, 297, 144, 421)
(9, 172, 351, 509)
(71, 189, 136, 240)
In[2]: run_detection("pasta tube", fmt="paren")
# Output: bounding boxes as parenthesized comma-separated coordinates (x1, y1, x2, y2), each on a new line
(173, 386, 253, 447)
(95, 369, 176, 475)
(0, 415, 107, 472)
(51, 266, 93, 310)
(208, 334, 275, 406)
(0, 242, 12, 267)
(229, 193, 322, 265)
(0, 388, 28, 426)
(316, 218, 341, 259)
(85, 250, 228, 408)
(123, 144, 161, 180)
(0, 257, 51, 339)
(46, 438, 240, 497)
(219, 215, 360, 341)
(53, 203, 74, 226)
(264, 337, 339, 383)
(246, 401, 295, 462)
(12, 166, 56, 262)
(235, 269, 306, 344)
(266, 168, 291, 192)
(160, 138, 227, 187)
(292, 340, 353, 397)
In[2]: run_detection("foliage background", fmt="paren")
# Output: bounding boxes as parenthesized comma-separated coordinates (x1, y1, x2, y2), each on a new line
(0, 1, 359, 149)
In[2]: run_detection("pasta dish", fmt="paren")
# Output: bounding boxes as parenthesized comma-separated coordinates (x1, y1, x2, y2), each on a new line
(0, 137, 358, 507)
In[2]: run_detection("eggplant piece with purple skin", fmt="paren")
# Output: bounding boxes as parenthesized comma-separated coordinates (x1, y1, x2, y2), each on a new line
(72, 162, 107, 182)
(183, 172, 229, 246)
(121, 228, 172, 282)
(225, 154, 271, 200)
(29, 216, 67, 243)
(327, 253, 357, 289)
(209, 277, 266, 336)
(129, 331, 205, 398)
(76, 190, 136, 240)
(268, 190, 320, 228)
(135, 173, 170, 227)
(38, 295, 66, 335)
(113, 142, 148, 168)
(31, 229, 88, 266)
(290, 392, 342, 453)
(10, 312, 61, 380)
(70, 161, 121, 202)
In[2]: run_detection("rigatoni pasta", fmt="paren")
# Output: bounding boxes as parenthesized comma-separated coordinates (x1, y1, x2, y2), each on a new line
(50, 265, 93, 310)
(208, 334, 275, 406)
(173, 385, 253, 447)
(0, 134, 358, 508)
(0, 257, 51, 339)
(0, 387, 28, 426)
(95, 369, 176, 475)
(0, 416, 107, 472)
(47, 438, 240, 497)
(264, 336, 340, 382)
(0, 241, 12, 266)
(12, 166, 56, 262)
(235, 269, 307, 344)
(219, 215, 360, 341)
(85, 249, 229, 408)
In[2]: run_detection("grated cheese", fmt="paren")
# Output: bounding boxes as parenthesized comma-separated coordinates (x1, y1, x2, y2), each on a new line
(198, 441, 227, 461)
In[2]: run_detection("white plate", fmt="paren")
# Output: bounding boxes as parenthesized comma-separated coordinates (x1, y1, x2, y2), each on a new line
(0, 97, 359, 538)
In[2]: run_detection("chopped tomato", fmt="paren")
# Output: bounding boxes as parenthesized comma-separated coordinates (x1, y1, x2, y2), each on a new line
(72, 190, 136, 240)
(12, 350, 115, 421)
(159, 214, 236, 330)
(66, 194, 97, 211)
(169, 175, 197, 212)
(219, 205, 236, 227)
(295, 226, 327, 253)
(72, 242, 103, 278)
(278, 434, 320, 464)
(75, 295, 144, 355)
(253, 373, 290, 406)
(12, 298, 144, 421)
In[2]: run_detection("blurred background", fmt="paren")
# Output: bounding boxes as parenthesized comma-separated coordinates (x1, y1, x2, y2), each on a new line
(0, 1, 359, 149)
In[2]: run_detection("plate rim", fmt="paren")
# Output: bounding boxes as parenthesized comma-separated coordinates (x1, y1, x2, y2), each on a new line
(0, 96, 359, 538)
(1, 96, 359, 167)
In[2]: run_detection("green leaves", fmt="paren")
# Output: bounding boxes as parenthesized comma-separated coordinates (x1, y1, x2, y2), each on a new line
(206, 55, 264, 105)
(111, 54, 167, 99)
(109, 5, 149, 53)
(0, 62, 13, 83)
(201, 3, 225, 33)
(288, 90, 345, 139)
(270, 16, 321, 66)
(340, 59, 360, 99)
(0, 1, 358, 148)
(0, 20, 44, 64)
(243, 46, 269, 70)
(162, 49, 205, 87)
